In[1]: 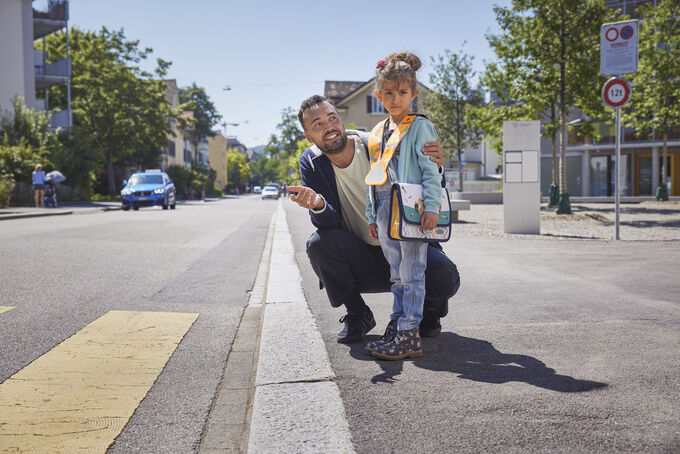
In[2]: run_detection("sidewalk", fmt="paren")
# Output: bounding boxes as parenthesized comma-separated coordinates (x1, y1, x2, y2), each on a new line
(0, 202, 122, 221)
(0, 197, 230, 221)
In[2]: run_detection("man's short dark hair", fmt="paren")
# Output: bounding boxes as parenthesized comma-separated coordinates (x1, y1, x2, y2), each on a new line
(298, 95, 333, 129)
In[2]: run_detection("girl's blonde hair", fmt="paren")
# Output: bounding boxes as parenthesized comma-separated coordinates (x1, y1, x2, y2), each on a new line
(35, 164, 42, 172)
(375, 51, 422, 92)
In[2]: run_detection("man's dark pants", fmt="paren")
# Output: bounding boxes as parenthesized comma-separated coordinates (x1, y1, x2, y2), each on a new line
(306, 228, 460, 325)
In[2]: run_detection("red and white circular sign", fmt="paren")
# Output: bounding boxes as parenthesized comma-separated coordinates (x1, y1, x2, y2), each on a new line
(602, 77, 631, 109)
(605, 27, 619, 41)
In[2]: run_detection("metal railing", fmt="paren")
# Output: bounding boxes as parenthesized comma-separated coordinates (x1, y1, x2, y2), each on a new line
(32, 0, 69, 21)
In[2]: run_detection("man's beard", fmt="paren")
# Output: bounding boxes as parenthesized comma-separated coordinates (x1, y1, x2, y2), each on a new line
(318, 129, 348, 154)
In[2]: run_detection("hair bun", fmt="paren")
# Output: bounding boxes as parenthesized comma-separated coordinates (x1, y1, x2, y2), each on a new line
(387, 51, 421, 72)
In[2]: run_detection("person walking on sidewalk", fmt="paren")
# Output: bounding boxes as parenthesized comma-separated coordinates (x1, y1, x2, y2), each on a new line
(363, 52, 440, 360)
(289, 94, 460, 346)
(32, 164, 46, 208)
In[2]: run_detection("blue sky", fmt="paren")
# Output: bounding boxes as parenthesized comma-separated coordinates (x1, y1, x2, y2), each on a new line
(63, 0, 511, 148)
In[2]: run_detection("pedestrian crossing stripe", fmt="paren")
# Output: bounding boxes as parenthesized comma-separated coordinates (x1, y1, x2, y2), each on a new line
(0, 310, 198, 454)
(0, 306, 14, 314)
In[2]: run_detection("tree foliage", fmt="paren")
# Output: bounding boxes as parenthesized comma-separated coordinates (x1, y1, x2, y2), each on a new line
(625, 0, 680, 195)
(0, 96, 59, 182)
(424, 47, 484, 191)
(44, 27, 178, 195)
(227, 148, 250, 192)
(484, 0, 615, 203)
(253, 107, 306, 187)
(276, 107, 305, 157)
(165, 163, 208, 198)
(178, 83, 221, 165)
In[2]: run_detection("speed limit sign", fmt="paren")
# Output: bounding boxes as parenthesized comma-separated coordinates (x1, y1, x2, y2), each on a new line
(602, 77, 631, 109)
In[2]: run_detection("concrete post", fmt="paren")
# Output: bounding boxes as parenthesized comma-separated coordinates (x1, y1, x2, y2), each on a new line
(652, 146, 659, 192)
(581, 150, 590, 196)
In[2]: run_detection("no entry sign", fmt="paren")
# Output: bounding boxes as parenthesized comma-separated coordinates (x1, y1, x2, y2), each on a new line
(601, 20, 639, 75)
(602, 77, 631, 109)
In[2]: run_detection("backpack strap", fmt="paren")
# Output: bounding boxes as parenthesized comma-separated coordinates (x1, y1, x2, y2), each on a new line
(364, 114, 416, 186)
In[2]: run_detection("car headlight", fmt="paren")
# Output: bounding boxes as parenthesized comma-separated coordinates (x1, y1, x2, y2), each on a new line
(121, 189, 133, 195)
(154, 188, 165, 194)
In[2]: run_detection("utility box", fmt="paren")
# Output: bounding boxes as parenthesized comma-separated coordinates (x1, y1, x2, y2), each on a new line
(503, 121, 541, 234)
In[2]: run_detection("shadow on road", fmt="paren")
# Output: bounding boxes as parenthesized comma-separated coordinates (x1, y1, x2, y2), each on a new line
(348, 332, 608, 393)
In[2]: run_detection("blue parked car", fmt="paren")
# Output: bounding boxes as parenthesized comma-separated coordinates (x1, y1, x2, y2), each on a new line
(121, 170, 176, 211)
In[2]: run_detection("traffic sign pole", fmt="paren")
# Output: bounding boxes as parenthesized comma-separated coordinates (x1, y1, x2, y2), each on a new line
(601, 20, 637, 240)
(602, 76, 631, 240)
(615, 107, 621, 240)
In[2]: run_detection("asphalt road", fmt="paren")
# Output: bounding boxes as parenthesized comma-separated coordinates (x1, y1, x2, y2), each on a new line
(284, 199, 680, 454)
(0, 197, 276, 453)
(2, 196, 679, 453)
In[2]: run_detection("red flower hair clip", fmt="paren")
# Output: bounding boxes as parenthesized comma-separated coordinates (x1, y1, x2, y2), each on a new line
(376, 59, 386, 70)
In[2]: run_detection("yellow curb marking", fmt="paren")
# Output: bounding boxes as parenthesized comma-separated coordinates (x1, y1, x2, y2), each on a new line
(0, 306, 14, 314)
(0, 310, 198, 454)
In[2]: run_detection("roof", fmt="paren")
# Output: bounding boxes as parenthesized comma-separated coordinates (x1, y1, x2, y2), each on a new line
(324, 81, 366, 105)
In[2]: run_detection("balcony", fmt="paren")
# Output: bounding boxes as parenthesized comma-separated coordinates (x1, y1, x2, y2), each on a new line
(35, 56, 70, 90)
(33, 0, 69, 39)
(50, 109, 72, 131)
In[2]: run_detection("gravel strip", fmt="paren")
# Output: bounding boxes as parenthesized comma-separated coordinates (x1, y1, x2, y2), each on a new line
(453, 201, 680, 241)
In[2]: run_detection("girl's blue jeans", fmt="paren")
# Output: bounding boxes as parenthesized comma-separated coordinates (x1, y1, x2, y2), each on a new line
(374, 188, 427, 331)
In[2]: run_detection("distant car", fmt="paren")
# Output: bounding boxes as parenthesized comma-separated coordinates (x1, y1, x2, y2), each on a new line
(261, 185, 279, 200)
(121, 170, 176, 211)
(253, 186, 262, 194)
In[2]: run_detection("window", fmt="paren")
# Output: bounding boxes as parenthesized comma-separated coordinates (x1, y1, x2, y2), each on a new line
(166, 140, 176, 157)
(367, 95, 386, 114)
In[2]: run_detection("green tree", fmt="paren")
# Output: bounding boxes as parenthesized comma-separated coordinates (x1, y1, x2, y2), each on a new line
(276, 107, 305, 157)
(485, 0, 615, 213)
(178, 83, 222, 165)
(424, 47, 484, 192)
(227, 148, 250, 192)
(288, 138, 313, 186)
(0, 96, 59, 182)
(625, 0, 680, 200)
(250, 156, 282, 187)
(44, 27, 177, 196)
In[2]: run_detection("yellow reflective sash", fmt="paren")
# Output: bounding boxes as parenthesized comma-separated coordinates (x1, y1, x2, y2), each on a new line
(365, 115, 415, 185)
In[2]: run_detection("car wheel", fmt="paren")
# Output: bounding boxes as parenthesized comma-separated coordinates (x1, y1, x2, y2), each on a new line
(170, 203, 176, 209)
(122, 206, 130, 211)
(133, 205, 139, 211)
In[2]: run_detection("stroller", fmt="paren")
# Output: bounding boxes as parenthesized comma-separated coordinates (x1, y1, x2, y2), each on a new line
(44, 170, 65, 208)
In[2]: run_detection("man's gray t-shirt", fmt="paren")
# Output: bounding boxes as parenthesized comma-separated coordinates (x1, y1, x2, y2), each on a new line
(332, 137, 380, 246)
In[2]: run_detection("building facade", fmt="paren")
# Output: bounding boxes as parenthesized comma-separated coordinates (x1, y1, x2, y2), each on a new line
(208, 133, 228, 190)
(161, 79, 187, 170)
(0, 0, 71, 128)
(539, 0, 680, 197)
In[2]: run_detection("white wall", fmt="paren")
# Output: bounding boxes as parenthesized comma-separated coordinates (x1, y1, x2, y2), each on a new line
(0, 0, 36, 113)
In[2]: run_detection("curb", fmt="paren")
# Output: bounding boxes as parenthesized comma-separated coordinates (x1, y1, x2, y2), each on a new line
(0, 206, 122, 221)
(247, 201, 356, 453)
(0, 210, 74, 221)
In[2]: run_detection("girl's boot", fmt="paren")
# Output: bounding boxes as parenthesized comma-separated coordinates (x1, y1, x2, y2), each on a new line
(371, 326, 422, 360)
(365, 319, 398, 353)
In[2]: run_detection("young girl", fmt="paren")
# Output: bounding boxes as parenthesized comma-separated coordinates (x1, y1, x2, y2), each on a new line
(364, 52, 442, 360)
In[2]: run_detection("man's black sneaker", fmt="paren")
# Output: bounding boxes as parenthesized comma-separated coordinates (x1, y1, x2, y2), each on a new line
(337, 309, 376, 343)
(419, 317, 442, 337)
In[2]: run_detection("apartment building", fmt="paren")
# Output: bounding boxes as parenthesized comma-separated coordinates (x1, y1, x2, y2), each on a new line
(0, 0, 71, 129)
(208, 133, 228, 190)
(161, 79, 188, 170)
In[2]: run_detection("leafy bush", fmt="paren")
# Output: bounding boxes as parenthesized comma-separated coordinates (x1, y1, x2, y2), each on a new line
(90, 193, 121, 202)
(0, 174, 14, 207)
(0, 143, 45, 183)
(165, 164, 207, 198)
